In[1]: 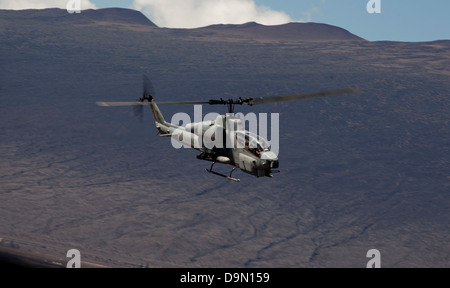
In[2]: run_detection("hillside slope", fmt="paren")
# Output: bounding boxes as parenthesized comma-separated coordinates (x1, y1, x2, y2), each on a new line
(0, 8, 448, 268)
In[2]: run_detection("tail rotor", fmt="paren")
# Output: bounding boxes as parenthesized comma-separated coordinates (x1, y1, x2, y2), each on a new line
(133, 74, 155, 122)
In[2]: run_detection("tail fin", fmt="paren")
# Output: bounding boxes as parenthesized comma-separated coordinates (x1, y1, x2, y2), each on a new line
(149, 99, 167, 125)
(148, 99, 176, 136)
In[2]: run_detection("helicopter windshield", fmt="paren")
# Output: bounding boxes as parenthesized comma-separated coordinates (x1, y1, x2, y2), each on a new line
(236, 131, 271, 155)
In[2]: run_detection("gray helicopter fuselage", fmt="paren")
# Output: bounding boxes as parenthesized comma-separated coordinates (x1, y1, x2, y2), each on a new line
(149, 100, 279, 178)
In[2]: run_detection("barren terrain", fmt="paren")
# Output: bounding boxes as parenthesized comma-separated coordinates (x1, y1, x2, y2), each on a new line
(0, 8, 449, 267)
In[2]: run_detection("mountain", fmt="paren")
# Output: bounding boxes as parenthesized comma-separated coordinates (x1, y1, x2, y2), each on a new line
(195, 22, 365, 42)
(0, 8, 449, 268)
(0, 8, 362, 42)
(0, 8, 157, 27)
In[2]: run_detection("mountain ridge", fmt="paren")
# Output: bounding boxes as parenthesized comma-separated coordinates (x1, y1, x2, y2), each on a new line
(0, 8, 365, 41)
(196, 21, 366, 41)
(0, 8, 157, 27)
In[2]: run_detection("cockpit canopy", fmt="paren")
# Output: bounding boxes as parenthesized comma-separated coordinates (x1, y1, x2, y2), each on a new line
(236, 131, 271, 154)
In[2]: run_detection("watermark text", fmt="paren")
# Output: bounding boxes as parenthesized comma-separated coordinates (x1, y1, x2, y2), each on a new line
(169, 106, 279, 156)
(366, 249, 381, 268)
(67, 0, 81, 14)
(66, 249, 81, 268)
(367, 0, 381, 14)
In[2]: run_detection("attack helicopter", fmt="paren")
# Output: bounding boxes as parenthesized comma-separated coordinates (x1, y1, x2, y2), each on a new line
(97, 75, 360, 181)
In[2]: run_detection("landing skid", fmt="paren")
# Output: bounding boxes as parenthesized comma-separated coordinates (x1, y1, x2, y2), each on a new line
(268, 169, 281, 177)
(206, 163, 240, 182)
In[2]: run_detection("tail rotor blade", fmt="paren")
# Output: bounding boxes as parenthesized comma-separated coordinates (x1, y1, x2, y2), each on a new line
(143, 74, 155, 98)
(133, 104, 144, 122)
(135, 75, 156, 122)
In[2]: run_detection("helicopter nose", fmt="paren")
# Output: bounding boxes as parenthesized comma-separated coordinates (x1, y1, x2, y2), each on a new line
(260, 151, 279, 168)
(271, 160, 279, 169)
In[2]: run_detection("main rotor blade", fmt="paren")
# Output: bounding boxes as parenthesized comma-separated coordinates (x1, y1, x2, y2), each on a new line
(96, 101, 210, 107)
(97, 102, 148, 107)
(156, 101, 211, 105)
(97, 88, 361, 108)
(249, 88, 361, 105)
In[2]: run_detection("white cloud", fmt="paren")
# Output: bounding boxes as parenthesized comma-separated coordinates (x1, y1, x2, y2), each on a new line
(132, 0, 292, 28)
(0, 0, 96, 10)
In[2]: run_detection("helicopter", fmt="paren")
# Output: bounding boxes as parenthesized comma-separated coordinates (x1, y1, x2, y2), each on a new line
(97, 75, 360, 182)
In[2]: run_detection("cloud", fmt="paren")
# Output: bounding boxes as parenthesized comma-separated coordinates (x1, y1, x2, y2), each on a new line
(0, 0, 96, 10)
(132, 0, 292, 28)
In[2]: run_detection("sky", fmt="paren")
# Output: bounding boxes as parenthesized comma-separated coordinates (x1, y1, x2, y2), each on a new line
(1, 0, 449, 42)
